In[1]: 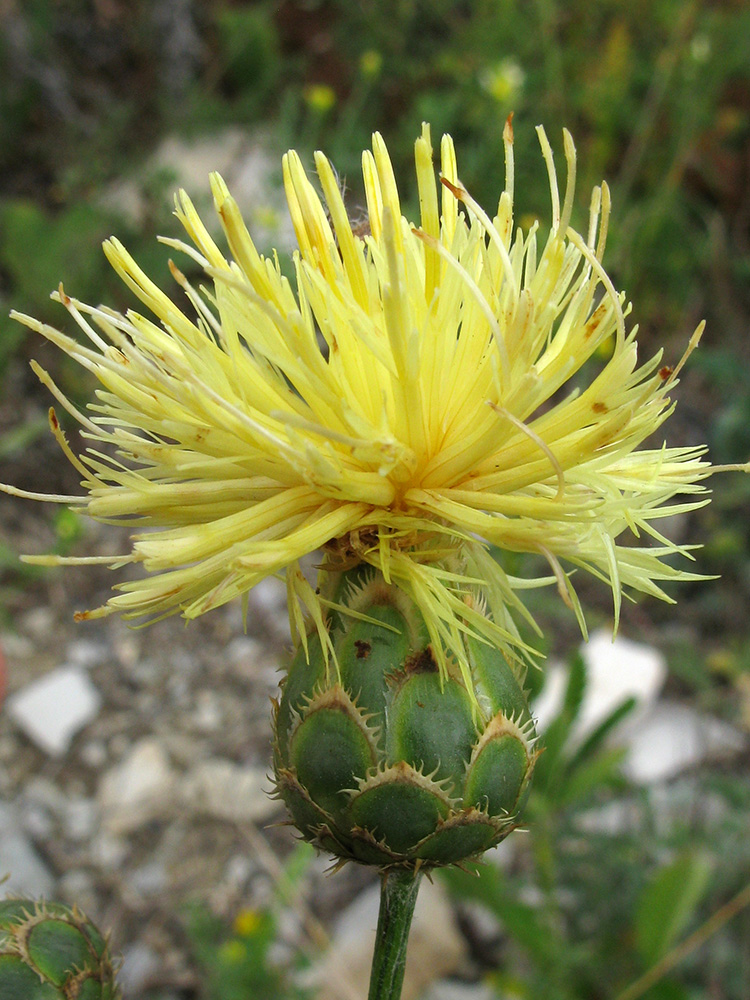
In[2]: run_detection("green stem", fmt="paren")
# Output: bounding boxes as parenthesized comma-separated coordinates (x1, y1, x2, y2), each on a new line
(367, 868, 423, 1000)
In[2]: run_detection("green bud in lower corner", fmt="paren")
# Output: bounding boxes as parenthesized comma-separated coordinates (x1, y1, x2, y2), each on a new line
(274, 568, 538, 870)
(0, 899, 121, 1000)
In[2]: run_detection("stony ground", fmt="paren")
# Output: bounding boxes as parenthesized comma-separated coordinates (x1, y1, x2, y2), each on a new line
(0, 500, 477, 999)
(1, 530, 322, 994)
(3, 510, 747, 1000)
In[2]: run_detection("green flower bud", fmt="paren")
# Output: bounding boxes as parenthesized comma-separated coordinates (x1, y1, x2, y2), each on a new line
(274, 568, 537, 870)
(0, 899, 121, 1000)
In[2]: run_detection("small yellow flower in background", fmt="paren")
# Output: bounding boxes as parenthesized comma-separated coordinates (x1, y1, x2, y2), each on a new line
(3, 119, 742, 686)
(218, 939, 247, 965)
(302, 83, 336, 114)
(233, 908, 262, 938)
(360, 50, 383, 78)
(479, 58, 526, 104)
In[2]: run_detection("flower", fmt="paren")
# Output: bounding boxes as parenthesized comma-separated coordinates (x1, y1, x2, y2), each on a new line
(3, 120, 732, 685)
(479, 58, 526, 104)
(302, 83, 336, 114)
(232, 908, 263, 938)
(359, 50, 383, 78)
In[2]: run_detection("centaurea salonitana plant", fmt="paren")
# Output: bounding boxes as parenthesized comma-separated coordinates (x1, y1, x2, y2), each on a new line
(2, 120, 743, 1000)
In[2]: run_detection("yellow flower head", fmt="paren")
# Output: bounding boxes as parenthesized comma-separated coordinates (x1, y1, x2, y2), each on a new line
(233, 908, 263, 938)
(303, 83, 337, 114)
(4, 121, 732, 681)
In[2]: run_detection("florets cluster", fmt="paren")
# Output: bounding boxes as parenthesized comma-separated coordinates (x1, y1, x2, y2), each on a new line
(3, 120, 719, 682)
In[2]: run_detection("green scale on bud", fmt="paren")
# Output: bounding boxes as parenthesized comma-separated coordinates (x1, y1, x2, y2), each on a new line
(0, 899, 120, 1000)
(274, 568, 538, 869)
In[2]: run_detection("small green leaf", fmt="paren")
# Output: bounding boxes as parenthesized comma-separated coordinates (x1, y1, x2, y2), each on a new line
(639, 980, 692, 1000)
(559, 746, 627, 807)
(562, 652, 587, 720)
(532, 652, 587, 796)
(566, 696, 637, 772)
(440, 867, 558, 964)
(634, 851, 713, 967)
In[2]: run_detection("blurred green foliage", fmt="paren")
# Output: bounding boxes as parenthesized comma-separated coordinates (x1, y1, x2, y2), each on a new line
(183, 842, 313, 1000)
(2, 1, 750, 344)
(441, 651, 750, 1000)
(2, 0, 749, 495)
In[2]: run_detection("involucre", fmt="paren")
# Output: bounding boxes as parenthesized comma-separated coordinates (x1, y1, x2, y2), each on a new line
(0, 899, 120, 1000)
(274, 566, 537, 869)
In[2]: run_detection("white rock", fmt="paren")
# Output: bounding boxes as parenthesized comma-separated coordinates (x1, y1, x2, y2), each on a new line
(130, 861, 168, 897)
(100, 128, 295, 251)
(118, 943, 161, 996)
(226, 636, 270, 681)
(621, 700, 746, 784)
(421, 982, 497, 1000)
(66, 639, 107, 669)
(99, 130, 244, 228)
(532, 628, 667, 743)
(310, 878, 466, 1000)
(533, 633, 746, 785)
(0, 803, 55, 897)
(57, 870, 96, 915)
(19, 606, 56, 639)
(7, 665, 102, 756)
(191, 690, 223, 733)
(223, 853, 254, 888)
(574, 798, 644, 835)
(62, 797, 99, 841)
(226, 136, 297, 248)
(22, 776, 68, 815)
(91, 831, 129, 871)
(98, 738, 175, 834)
(79, 739, 108, 768)
(179, 759, 276, 824)
(152, 129, 248, 192)
(483, 834, 520, 870)
(0, 631, 34, 660)
(250, 575, 288, 616)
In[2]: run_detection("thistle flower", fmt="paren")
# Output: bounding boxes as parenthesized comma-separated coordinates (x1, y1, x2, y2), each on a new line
(0, 898, 121, 999)
(2, 120, 728, 687)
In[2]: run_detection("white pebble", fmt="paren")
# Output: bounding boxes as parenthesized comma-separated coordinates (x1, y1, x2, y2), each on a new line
(8, 666, 102, 757)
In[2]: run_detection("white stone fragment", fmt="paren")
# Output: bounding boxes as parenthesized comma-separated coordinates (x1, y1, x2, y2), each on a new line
(421, 982, 497, 1000)
(179, 759, 276, 824)
(310, 878, 466, 1000)
(66, 639, 108, 669)
(0, 803, 55, 898)
(531, 629, 746, 785)
(7, 666, 102, 757)
(63, 797, 99, 841)
(118, 943, 161, 997)
(99, 128, 296, 251)
(532, 627, 667, 743)
(97, 738, 175, 834)
(250, 575, 288, 616)
(622, 700, 746, 784)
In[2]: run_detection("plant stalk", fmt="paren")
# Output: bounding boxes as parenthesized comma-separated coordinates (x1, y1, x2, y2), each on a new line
(367, 868, 423, 1000)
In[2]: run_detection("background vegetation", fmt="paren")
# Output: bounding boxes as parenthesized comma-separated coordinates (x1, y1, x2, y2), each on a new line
(1, 1, 750, 998)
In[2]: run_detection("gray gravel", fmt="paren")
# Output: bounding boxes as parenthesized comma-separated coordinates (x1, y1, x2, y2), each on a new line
(0, 534, 381, 997)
